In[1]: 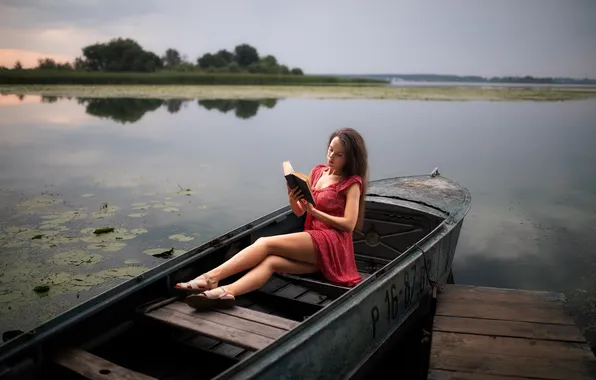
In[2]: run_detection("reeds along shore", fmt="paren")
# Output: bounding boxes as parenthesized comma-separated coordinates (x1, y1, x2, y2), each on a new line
(0, 70, 386, 86)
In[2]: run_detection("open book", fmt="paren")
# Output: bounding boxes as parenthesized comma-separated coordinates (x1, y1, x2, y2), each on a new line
(282, 161, 316, 206)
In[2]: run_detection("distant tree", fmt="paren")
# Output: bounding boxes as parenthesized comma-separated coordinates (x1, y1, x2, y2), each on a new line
(0, 65, 7, 71)
(260, 55, 277, 67)
(162, 48, 182, 68)
(73, 57, 86, 71)
(234, 44, 259, 67)
(78, 38, 163, 72)
(36, 58, 72, 70)
(290, 67, 303, 75)
(278, 64, 290, 75)
(215, 49, 234, 65)
(197, 53, 214, 69)
(13, 61, 22, 70)
(227, 62, 241, 73)
(37, 58, 57, 69)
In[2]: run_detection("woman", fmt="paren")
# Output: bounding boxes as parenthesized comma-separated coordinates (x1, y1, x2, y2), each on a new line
(176, 127, 369, 310)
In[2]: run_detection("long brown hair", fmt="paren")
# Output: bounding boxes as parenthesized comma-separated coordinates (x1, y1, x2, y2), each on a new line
(328, 128, 369, 232)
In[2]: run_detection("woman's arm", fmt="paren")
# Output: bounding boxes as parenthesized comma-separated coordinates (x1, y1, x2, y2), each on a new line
(305, 183, 360, 232)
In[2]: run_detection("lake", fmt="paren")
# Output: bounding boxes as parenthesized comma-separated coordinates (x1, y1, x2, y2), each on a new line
(0, 93, 595, 350)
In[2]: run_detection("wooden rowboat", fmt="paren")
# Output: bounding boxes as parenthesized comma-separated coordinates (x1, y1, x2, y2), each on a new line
(0, 172, 471, 380)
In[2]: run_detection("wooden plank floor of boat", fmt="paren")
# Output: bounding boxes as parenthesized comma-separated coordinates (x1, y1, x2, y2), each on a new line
(427, 284, 596, 380)
(52, 346, 157, 380)
(143, 300, 300, 351)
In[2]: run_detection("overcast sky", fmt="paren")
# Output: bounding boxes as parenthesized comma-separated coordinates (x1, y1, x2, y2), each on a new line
(0, 0, 595, 77)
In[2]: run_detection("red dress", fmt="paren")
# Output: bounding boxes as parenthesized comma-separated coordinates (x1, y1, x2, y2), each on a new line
(304, 164, 363, 287)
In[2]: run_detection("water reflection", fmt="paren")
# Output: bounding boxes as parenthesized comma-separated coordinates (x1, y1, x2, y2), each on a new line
(17, 95, 280, 123)
(198, 99, 277, 119)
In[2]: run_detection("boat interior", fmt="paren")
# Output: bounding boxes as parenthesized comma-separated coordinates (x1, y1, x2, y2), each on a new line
(3, 200, 445, 380)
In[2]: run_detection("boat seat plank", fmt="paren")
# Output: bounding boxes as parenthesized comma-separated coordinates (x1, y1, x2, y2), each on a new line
(144, 301, 300, 351)
(53, 346, 155, 380)
(165, 302, 288, 339)
(146, 307, 274, 350)
(209, 304, 300, 331)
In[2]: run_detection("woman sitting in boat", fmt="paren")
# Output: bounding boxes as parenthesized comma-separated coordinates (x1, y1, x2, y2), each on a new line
(176, 127, 369, 310)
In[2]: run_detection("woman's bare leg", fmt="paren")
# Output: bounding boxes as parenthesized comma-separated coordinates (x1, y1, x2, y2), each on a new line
(175, 232, 318, 289)
(220, 255, 318, 297)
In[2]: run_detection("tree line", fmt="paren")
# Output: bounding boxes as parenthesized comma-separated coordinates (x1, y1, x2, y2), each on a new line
(1, 38, 304, 75)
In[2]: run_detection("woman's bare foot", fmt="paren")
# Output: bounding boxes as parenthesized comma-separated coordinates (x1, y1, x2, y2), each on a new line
(183, 286, 236, 311)
(174, 274, 218, 294)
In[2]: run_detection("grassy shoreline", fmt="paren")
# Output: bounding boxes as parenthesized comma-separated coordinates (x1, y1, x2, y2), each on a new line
(2, 84, 596, 101)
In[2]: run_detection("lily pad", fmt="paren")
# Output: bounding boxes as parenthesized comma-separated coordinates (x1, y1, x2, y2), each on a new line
(5, 226, 29, 234)
(163, 207, 179, 213)
(80, 228, 136, 242)
(71, 274, 105, 286)
(169, 234, 194, 242)
(131, 228, 148, 235)
(132, 206, 149, 211)
(81, 194, 95, 198)
(1, 262, 42, 283)
(39, 215, 62, 220)
(92, 206, 120, 219)
(152, 201, 180, 209)
(39, 210, 87, 227)
(124, 259, 141, 265)
(39, 272, 72, 285)
(144, 248, 185, 257)
(98, 266, 148, 279)
(31, 234, 79, 249)
(2, 240, 27, 249)
(51, 249, 103, 267)
(87, 242, 127, 252)
(0, 291, 23, 303)
(131, 202, 150, 207)
(127, 213, 146, 218)
(16, 196, 63, 212)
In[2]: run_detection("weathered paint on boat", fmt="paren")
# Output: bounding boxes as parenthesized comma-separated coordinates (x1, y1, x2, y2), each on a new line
(0, 173, 471, 380)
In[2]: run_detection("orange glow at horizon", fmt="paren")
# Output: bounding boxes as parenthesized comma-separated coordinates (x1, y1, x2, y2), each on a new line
(0, 49, 73, 68)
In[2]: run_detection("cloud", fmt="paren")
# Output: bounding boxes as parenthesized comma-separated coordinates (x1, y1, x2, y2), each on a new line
(0, 0, 162, 29)
(0, 0, 595, 77)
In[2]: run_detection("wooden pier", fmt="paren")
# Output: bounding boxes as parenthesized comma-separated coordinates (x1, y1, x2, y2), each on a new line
(427, 284, 596, 380)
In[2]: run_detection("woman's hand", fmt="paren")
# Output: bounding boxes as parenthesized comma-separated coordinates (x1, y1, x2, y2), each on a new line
(300, 199, 313, 213)
(287, 185, 304, 203)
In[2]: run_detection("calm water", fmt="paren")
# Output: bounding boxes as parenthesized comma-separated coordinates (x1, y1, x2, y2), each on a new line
(1, 94, 595, 349)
